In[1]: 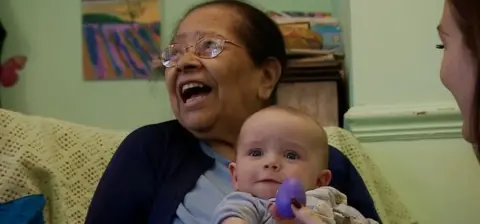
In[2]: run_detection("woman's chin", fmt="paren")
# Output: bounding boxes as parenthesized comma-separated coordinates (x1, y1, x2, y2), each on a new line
(177, 111, 216, 131)
(181, 119, 214, 133)
(462, 124, 476, 143)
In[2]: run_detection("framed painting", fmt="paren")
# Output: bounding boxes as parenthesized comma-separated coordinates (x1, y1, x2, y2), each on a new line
(82, 0, 161, 80)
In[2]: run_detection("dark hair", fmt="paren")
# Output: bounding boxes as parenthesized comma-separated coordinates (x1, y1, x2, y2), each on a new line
(449, 0, 480, 146)
(176, 0, 287, 105)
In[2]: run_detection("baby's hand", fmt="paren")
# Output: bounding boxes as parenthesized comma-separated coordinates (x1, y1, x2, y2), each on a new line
(269, 202, 333, 224)
(268, 203, 298, 224)
(221, 217, 248, 224)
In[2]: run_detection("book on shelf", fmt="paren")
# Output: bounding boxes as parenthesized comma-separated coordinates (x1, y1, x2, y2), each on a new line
(267, 11, 338, 25)
(268, 11, 344, 55)
(287, 55, 341, 69)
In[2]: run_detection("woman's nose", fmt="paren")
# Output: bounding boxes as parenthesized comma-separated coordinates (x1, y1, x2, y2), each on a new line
(175, 51, 201, 72)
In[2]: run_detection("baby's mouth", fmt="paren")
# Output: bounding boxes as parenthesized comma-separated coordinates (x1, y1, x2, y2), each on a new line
(258, 178, 282, 184)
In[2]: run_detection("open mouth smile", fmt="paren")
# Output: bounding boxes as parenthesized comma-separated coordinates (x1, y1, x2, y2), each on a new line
(178, 81, 212, 106)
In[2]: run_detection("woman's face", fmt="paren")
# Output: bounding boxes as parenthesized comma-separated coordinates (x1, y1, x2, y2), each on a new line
(439, 1, 478, 142)
(164, 5, 279, 138)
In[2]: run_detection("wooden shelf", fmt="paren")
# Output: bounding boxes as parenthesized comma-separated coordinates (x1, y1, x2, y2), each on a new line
(276, 64, 347, 127)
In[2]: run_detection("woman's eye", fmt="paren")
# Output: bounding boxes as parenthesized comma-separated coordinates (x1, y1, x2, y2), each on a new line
(205, 40, 216, 48)
(248, 149, 262, 157)
(200, 40, 217, 50)
(167, 47, 182, 58)
(285, 152, 298, 160)
(436, 44, 445, 49)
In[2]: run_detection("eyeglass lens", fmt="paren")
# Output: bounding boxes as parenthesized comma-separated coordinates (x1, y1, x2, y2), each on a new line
(161, 37, 225, 67)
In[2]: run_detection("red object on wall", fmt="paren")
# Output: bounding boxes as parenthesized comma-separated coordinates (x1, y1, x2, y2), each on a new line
(0, 56, 27, 87)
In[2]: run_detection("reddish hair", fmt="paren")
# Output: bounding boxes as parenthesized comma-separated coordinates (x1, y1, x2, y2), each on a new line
(449, 0, 480, 144)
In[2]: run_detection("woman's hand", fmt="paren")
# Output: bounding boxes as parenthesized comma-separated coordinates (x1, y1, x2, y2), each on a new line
(269, 199, 328, 224)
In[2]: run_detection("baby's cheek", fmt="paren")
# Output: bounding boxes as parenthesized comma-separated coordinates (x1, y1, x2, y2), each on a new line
(290, 170, 316, 190)
(302, 178, 319, 190)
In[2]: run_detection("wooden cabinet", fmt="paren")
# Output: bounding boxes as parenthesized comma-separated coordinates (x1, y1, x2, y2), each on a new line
(275, 66, 347, 127)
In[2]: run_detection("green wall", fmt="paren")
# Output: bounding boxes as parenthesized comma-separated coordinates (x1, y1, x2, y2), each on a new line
(3, 0, 480, 224)
(347, 0, 452, 105)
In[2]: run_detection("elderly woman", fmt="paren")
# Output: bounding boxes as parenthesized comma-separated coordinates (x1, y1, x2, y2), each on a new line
(85, 1, 379, 223)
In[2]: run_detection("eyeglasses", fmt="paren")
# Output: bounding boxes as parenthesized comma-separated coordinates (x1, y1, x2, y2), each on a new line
(160, 36, 243, 68)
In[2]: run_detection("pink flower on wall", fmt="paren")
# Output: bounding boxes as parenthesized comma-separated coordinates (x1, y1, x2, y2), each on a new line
(0, 56, 27, 88)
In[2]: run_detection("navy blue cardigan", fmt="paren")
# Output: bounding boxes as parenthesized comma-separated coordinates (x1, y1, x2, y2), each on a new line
(85, 120, 381, 223)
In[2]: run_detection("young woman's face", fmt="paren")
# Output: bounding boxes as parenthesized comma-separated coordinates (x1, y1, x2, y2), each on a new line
(439, 0, 478, 142)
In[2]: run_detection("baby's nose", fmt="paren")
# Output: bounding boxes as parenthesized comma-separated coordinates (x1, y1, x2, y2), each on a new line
(263, 163, 279, 170)
(263, 158, 282, 171)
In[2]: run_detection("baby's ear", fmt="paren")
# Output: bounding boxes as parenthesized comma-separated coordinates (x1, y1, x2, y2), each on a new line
(228, 162, 239, 190)
(316, 169, 332, 187)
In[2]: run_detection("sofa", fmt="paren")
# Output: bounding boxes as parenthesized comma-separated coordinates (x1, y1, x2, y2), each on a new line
(0, 109, 416, 224)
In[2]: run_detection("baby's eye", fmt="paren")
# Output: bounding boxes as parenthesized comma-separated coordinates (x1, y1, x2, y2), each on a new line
(248, 148, 263, 157)
(285, 151, 299, 160)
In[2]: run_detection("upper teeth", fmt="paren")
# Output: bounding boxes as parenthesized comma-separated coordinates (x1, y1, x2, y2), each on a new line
(182, 83, 204, 93)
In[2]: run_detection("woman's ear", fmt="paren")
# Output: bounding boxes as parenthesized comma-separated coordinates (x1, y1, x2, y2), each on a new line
(257, 57, 282, 101)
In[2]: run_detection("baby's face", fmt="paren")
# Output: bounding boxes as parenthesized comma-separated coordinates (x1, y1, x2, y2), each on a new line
(229, 109, 330, 199)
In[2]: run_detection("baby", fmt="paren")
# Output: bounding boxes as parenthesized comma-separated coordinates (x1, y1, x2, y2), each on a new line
(212, 106, 378, 224)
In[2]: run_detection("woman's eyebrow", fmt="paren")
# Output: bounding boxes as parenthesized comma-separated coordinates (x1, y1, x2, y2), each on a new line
(172, 31, 225, 43)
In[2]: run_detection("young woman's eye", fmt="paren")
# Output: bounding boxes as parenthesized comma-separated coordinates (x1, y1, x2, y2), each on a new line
(285, 151, 299, 160)
(436, 44, 445, 49)
(248, 148, 262, 157)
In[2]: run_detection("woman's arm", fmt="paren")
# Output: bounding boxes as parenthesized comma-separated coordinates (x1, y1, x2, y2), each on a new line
(85, 127, 157, 223)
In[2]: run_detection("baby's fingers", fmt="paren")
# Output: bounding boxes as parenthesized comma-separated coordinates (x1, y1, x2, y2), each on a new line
(268, 203, 297, 224)
(290, 199, 328, 224)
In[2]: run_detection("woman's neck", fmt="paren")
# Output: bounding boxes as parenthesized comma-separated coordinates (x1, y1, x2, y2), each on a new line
(206, 140, 236, 161)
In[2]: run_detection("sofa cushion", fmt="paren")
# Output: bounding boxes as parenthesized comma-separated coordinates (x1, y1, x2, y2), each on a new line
(0, 109, 127, 223)
(0, 194, 45, 224)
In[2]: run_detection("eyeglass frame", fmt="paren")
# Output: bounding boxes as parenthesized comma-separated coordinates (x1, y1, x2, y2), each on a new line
(160, 36, 243, 68)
